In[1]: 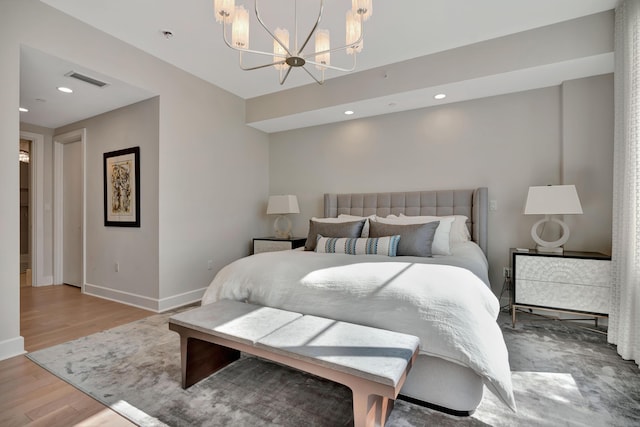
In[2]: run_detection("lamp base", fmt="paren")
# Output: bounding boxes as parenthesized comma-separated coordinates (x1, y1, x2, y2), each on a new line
(535, 245, 564, 254)
(531, 216, 570, 255)
(273, 215, 292, 239)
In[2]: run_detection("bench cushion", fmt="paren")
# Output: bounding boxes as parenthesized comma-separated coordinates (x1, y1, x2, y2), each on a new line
(170, 300, 302, 346)
(256, 315, 420, 387)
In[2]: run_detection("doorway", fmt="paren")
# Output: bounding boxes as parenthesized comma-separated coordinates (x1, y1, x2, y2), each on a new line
(53, 129, 86, 290)
(19, 131, 45, 287)
(19, 139, 31, 287)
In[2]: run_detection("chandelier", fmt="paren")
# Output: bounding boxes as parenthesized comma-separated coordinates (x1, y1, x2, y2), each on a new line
(214, 0, 373, 85)
(19, 150, 30, 163)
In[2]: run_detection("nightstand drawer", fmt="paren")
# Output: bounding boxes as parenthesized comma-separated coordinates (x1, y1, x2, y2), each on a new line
(516, 255, 610, 287)
(510, 249, 612, 326)
(253, 237, 306, 254)
(516, 279, 610, 314)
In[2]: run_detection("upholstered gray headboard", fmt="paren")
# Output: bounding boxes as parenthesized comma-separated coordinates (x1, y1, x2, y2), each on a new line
(324, 188, 488, 255)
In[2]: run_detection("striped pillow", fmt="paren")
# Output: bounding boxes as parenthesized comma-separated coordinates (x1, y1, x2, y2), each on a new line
(315, 235, 400, 256)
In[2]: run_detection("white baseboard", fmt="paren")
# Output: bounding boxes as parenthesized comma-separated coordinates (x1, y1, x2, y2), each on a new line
(0, 336, 26, 362)
(84, 283, 206, 313)
(158, 288, 207, 312)
(34, 275, 53, 287)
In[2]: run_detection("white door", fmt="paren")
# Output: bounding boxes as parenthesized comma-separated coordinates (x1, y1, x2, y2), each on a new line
(62, 140, 82, 287)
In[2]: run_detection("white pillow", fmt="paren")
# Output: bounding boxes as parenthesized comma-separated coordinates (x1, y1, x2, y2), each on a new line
(311, 216, 354, 223)
(373, 215, 454, 256)
(315, 234, 400, 256)
(399, 214, 471, 243)
(338, 214, 376, 237)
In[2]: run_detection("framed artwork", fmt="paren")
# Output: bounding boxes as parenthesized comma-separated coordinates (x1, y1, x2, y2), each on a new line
(104, 147, 140, 227)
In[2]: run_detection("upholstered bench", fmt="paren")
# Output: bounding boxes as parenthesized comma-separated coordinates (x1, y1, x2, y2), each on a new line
(168, 299, 420, 427)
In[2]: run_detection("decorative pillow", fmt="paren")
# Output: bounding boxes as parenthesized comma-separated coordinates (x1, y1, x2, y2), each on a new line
(374, 215, 454, 255)
(305, 219, 366, 251)
(315, 234, 400, 256)
(338, 214, 376, 237)
(399, 214, 471, 243)
(369, 221, 439, 257)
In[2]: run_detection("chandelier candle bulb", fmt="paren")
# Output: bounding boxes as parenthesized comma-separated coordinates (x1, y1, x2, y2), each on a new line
(353, 0, 373, 21)
(273, 28, 290, 70)
(346, 9, 363, 54)
(315, 29, 331, 70)
(214, 0, 235, 23)
(231, 5, 249, 48)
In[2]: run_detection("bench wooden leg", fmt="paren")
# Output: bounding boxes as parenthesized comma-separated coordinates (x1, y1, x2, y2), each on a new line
(352, 390, 394, 427)
(180, 335, 240, 389)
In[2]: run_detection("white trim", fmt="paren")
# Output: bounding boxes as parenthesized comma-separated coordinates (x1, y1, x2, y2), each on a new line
(84, 283, 206, 313)
(19, 131, 45, 286)
(0, 336, 26, 362)
(53, 129, 86, 290)
(158, 287, 207, 312)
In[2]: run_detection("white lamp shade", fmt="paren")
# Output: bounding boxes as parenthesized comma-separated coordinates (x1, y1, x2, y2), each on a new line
(524, 185, 583, 215)
(266, 195, 300, 215)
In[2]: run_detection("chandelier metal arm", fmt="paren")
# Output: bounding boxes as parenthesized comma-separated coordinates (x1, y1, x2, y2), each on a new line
(278, 66, 294, 85)
(299, 65, 325, 85)
(240, 58, 287, 72)
(254, 0, 294, 57)
(305, 56, 357, 73)
(292, 0, 324, 55)
(301, 16, 364, 60)
(221, 22, 285, 59)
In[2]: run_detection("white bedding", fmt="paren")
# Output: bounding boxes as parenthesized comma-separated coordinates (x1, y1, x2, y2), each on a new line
(201, 242, 516, 411)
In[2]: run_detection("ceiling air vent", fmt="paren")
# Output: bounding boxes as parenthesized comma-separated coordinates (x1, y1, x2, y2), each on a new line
(65, 71, 109, 88)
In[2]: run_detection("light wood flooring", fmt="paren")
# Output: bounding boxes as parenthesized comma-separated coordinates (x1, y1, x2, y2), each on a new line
(0, 285, 152, 426)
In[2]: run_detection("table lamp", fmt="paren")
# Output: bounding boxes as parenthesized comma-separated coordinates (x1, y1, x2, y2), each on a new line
(266, 195, 300, 239)
(523, 185, 583, 253)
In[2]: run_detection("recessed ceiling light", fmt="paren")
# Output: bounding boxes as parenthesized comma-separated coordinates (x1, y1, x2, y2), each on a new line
(344, 110, 354, 115)
(434, 93, 446, 100)
(19, 107, 29, 112)
(57, 86, 73, 93)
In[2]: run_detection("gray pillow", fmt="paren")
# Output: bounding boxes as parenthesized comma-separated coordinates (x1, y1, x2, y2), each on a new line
(305, 219, 366, 251)
(369, 221, 439, 257)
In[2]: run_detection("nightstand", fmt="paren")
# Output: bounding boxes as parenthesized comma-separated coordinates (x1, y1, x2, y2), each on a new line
(253, 237, 306, 254)
(511, 248, 611, 327)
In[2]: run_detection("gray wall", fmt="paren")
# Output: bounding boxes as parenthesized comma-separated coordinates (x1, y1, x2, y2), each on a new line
(0, 0, 270, 359)
(562, 75, 614, 252)
(269, 75, 614, 292)
(56, 98, 161, 303)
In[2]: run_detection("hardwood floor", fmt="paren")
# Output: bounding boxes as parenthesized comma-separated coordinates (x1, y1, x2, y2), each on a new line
(0, 285, 152, 426)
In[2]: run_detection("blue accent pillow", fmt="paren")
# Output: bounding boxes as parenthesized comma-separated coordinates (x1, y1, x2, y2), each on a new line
(315, 235, 401, 256)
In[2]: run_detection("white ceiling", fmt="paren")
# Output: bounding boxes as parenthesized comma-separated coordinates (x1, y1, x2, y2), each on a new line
(20, 46, 155, 129)
(22, 0, 617, 130)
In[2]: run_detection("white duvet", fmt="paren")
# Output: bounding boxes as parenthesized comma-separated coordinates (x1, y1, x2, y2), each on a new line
(201, 243, 516, 411)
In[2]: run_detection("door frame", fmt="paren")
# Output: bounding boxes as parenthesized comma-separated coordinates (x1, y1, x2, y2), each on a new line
(19, 131, 45, 286)
(53, 129, 86, 291)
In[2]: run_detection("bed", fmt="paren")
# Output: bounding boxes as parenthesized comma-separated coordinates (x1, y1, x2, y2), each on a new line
(201, 188, 516, 415)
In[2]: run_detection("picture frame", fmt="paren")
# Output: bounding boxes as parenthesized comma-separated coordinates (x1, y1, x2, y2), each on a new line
(103, 146, 140, 227)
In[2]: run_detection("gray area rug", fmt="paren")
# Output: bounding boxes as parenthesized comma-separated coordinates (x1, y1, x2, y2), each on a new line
(27, 309, 640, 426)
